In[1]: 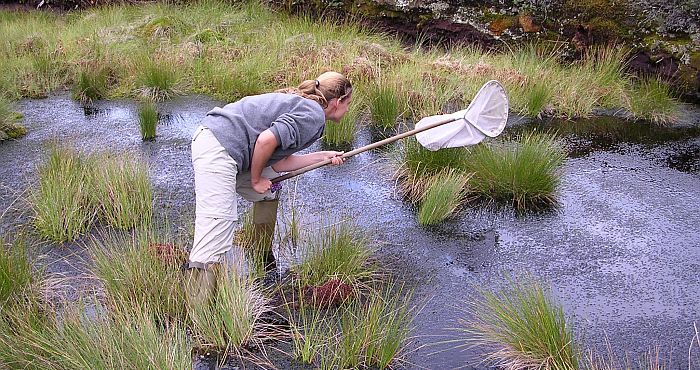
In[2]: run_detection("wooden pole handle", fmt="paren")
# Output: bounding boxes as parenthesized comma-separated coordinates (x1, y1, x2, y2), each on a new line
(271, 115, 458, 183)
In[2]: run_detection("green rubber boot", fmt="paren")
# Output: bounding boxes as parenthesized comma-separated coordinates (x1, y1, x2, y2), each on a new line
(252, 198, 279, 270)
(183, 264, 218, 307)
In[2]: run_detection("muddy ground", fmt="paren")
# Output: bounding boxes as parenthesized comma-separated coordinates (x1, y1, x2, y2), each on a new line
(0, 93, 699, 369)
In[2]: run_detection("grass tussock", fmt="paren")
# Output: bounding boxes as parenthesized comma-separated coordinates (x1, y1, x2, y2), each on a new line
(457, 279, 579, 370)
(138, 100, 158, 140)
(417, 169, 471, 226)
(465, 133, 565, 211)
(89, 152, 153, 230)
(626, 78, 679, 125)
(393, 137, 471, 203)
(137, 59, 182, 101)
(323, 94, 364, 146)
(0, 301, 192, 369)
(0, 96, 27, 140)
(288, 283, 414, 370)
(31, 146, 95, 242)
(0, 2, 679, 123)
(31, 146, 153, 242)
(73, 63, 112, 103)
(294, 221, 375, 287)
(188, 270, 273, 352)
(368, 83, 400, 130)
(91, 228, 187, 321)
(0, 237, 37, 308)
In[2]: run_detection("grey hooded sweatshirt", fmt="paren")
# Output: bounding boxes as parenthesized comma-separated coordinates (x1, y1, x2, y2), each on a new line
(201, 93, 326, 172)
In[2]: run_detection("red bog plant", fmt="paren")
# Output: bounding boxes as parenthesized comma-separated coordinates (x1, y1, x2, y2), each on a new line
(149, 243, 187, 265)
(303, 278, 354, 308)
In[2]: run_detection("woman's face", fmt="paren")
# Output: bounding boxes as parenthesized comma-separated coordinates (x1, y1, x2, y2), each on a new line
(328, 94, 352, 122)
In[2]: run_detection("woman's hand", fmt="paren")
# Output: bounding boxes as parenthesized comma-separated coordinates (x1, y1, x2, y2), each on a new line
(322, 151, 345, 166)
(252, 177, 272, 194)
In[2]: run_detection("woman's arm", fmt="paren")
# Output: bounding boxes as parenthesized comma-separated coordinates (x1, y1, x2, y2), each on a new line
(250, 130, 279, 193)
(272, 151, 344, 172)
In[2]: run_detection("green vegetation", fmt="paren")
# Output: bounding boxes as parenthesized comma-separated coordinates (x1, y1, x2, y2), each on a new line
(417, 169, 471, 225)
(90, 152, 153, 229)
(458, 279, 579, 370)
(0, 237, 36, 308)
(368, 83, 400, 130)
(31, 146, 153, 242)
(287, 282, 414, 370)
(0, 301, 192, 369)
(627, 78, 679, 125)
(322, 94, 364, 146)
(137, 59, 182, 101)
(138, 100, 158, 140)
(92, 229, 186, 321)
(188, 270, 272, 351)
(31, 146, 94, 242)
(0, 96, 27, 140)
(0, 2, 679, 122)
(294, 221, 374, 287)
(465, 133, 566, 211)
(73, 64, 112, 103)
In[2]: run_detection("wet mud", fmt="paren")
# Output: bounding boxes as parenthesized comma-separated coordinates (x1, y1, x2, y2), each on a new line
(1, 93, 699, 369)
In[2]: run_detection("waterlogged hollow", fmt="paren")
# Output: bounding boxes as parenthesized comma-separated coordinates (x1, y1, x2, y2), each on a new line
(0, 94, 699, 368)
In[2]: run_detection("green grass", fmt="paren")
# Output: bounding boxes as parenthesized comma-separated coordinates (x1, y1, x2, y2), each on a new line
(465, 133, 566, 211)
(368, 83, 400, 130)
(0, 300, 192, 369)
(523, 82, 553, 117)
(31, 146, 153, 241)
(287, 296, 333, 365)
(457, 279, 579, 370)
(188, 270, 273, 352)
(393, 137, 471, 203)
(294, 221, 374, 287)
(0, 236, 36, 308)
(91, 228, 187, 321)
(0, 96, 27, 139)
(627, 78, 679, 125)
(137, 59, 181, 101)
(31, 146, 94, 242)
(417, 169, 471, 226)
(73, 63, 112, 103)
(322, 93, 364, 146)
(138, 100, 158, 140)
(0, 2, 680, 122)
(88, 152, 153, 230)
(327, 284, 414, 369)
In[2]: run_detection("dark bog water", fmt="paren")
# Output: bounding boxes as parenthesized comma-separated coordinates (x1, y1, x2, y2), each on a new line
(1, 93, 699, 369)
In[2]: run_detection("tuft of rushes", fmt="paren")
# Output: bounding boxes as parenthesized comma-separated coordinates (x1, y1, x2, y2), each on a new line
(0, 300, 192, 369)
(368, 84, 400, 130)
(524, 82, 552, 117)
(393, 137, 470, 203)
(88, 152, 153, 230)
(287, 295, 333, 365)
(138, 101, 158, 141)
(0, 95, 27, 139)
(91, 229, 186, 321)
(137, 60, 181, 101)
(417, 169, 471, 226)
(188, 271, 272, 351)
(30, 146, 94, 242)
(0, 237, 35, 308)
(465, 133, 565, 211)
(294, 221, 374, 287)
(323, 93, 364, 147)
(627, 78, 679, 125)
(73, 64, 111, 103)
(330, 284, 415, 369)
(457, 279, 579, 370)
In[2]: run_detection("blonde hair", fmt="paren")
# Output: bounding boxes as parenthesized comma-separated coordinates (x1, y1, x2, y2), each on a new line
(277, 71, 352, 109)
